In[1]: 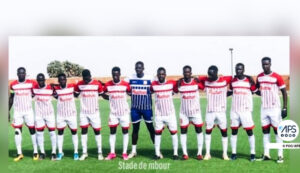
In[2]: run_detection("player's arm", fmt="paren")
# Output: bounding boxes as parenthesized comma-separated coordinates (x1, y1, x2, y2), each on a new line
(254, 78, 261, 96)
(100, 93, 109, 100)
(281, 87, 288, 118)
(100, 82, 109, 100)
(8, 92, 14, 122)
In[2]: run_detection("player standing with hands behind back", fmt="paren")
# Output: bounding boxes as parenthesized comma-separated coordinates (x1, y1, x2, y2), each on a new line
(255, 57, 287, 163)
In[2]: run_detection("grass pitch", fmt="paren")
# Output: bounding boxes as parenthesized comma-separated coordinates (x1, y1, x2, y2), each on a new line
(8, 97, 289, 173)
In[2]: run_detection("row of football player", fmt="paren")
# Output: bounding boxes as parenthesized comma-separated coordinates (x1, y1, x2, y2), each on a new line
(9, 57, 287, 163)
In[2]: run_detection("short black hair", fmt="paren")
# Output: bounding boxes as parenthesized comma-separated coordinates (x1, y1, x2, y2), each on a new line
(208, 65, 218, 72)
(235, 63, 244, 68)
(135, 61, 144, 67)
(183, 65, 192, 71)
(112, 66, 121, 73)
(17, 67, 26, 73)
(157, 67, 166, 73)
(57, 73, 66, 78)
(82, 69, 91, 77)
(262, 57, 271, 62)
(37, 73, 45, 79)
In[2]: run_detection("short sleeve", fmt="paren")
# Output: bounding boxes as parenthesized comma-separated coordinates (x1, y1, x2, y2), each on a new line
(74, 83, 80, 92)
(172, 80, 179, 93)
(276, 74, 286, 89)
(197, 81, 205, 90)
(98, 82, 104, 94)
(126, 83, 131, 92)
(103, 82, 108, 92)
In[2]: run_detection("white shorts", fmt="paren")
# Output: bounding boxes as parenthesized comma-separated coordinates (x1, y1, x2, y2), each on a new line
(205, 112, 227, 131)
(230, 111, 254, 130)
(108, 114, 130, 129)
(35, 114, 56, 131)
(180, 113, 203, 128)
(57, 115, 78, 131)
(80, 112, 101, 130)
(12, 110, 35, 128)
(155, 114, 177, 134)
(261, 108, 282, 129)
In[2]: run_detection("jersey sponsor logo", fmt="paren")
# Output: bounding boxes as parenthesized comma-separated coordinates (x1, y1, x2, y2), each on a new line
(111, 95, 125, 99)
(132, 89, 147, 95)
(182, 95, 196, 99)
(233, 90, 248, 95)
(157, 94, 170, 99)
(208, 89, 223, 94)
(261, 86, 272, 90)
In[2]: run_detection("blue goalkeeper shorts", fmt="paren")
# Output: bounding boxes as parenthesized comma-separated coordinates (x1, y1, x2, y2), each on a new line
(131, 108, 153, 123)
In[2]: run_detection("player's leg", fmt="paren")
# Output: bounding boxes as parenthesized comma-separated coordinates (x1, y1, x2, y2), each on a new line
(154, 116, 164, 160)
(217, 112, 229, 160)
(230, 111, 240, 160)
(240, 111, 256, 161)
(68, 117, 79, 160)
(89, 112, 103, 160)
(12, 112, 24, 161)
(25, 111, 39, 160)
(143, 110, 155, 144)
(35, 116, 46, 160)
(270, 108, 284, 163)
(192, 115, 204, 160)
(179, 114, 189, 160)
(168, 115, 178, 160)
(56, 116, 66, 160)
(45, 115, 57, 160)
(79, 114, 89, 160)
(204, 112, 215, 160)
(106, 114, 118, 160)
(120, 115, 130, 160)
(259, 108, 272, 160)
(129, 108, 141, 158)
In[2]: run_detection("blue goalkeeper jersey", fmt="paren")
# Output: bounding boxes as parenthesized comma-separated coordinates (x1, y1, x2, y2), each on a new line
(126, 74, 153, 110)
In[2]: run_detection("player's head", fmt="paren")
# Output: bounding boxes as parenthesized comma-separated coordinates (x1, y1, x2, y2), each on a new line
(183, 65, 192, 80)
(235, 63, 245, 77)
(261, 57, 271, 73)
(82, 69, 92, 84)
(208, 65, 218, 80)
(57, 73, 67, 87)
(135, 61, 144, 76)
(112, 66, 121, 83)
(36, 73, 45, 87)
(157, 67, 166, 83)
(17, 67, 26, 82)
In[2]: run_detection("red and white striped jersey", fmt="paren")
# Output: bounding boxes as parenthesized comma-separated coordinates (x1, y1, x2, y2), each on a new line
(10, 79, 36, 113)
(256, 72, 285, 109)
(75, 80, 103, 114)
(200, 76, 232, 112)
(178, 79, 204, 116)
(230, 77, 257, 112)
(54, 84, 77, 117)
(103, 80, 131, 116)
(33, 84, 54, 117)
(151, 80, 176, 116)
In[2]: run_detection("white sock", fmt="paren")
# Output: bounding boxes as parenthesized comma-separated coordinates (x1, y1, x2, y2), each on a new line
(81, 134, 88, 154)
(36, 131, 45, 154)
(57, 135, 64, 153)
(171, 134, 178, 155)
(95, 134, 102, 154)
(263, 134, 270, 156)
(231, 135, 237, 154)
(205, 134, 211, 155)
(123, 133, 129, 154)
(109, 134, 116, 153)
(31, 133, 38, 153)
(222, 137, 228, 155)
(276, 135, 283, 157)
(49, 131, 56, 154)
(15, 129, 22, 154)
(131, 145, 137, 153)
(248, 135, 255, 154)
(154, 135, 161, 156)
(180, 134, 188, 155)
(72, 134, 78, 153)
(197, 132, 203, 155)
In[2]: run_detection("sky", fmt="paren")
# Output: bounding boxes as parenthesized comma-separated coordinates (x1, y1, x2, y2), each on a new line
(9, 36, 289, 79)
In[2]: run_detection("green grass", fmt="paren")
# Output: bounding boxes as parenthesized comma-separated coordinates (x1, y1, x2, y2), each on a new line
(8, 97, 289, 173)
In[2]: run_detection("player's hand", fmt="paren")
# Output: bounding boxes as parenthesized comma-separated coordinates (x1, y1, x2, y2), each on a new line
(281, 108, 287, 119)
(193, 77, 200, 83)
